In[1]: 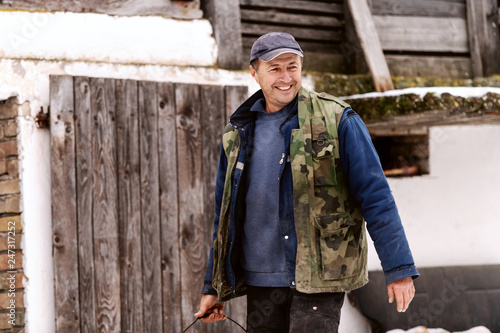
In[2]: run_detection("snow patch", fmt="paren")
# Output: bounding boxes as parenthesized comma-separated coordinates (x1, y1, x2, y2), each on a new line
(344, 87, 500, 100)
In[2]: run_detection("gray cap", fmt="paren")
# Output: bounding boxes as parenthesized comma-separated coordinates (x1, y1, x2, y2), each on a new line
(250, 32, 303, 63)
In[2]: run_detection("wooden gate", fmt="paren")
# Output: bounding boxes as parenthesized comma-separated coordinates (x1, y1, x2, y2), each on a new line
(49, 75, 248, 332)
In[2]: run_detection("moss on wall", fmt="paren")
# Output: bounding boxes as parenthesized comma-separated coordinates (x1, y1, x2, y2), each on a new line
(343, 92, 500, 122)
(311, 73, 500, 97)
(309, 73, 500, 121)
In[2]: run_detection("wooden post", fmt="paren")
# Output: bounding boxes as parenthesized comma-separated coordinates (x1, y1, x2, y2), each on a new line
(466, 0, 500, 77)
(346, 0, 394, 92)
(467, 0, 485, 77)
(205, 0, 244, 69)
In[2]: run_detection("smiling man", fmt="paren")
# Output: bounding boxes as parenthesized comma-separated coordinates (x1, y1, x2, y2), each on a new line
(195, 32, 419, 332)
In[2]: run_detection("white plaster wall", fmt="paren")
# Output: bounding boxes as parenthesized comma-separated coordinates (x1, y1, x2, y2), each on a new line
(367, 124, 500, 271)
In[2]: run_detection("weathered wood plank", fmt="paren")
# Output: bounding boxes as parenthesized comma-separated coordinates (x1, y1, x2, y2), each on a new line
(373, 15, 469, 53)
(467, 0, 484, 77)
(90, 78, 121, 332)
(385, 55, 472, 78)
(115, 79, 143, 333)
(242, 37, 339, 53)
(466, 0, 500, 77)
(240, 0, 344, 14)
(225, 86, 248, 121)
(371, 0, 466, 18)
(347, 0, 394, 92)
(50, 75, 80, 333)
(241, 23, 343, 42)
(0, 0, 202, 19)
(208, 0, 244, 70)
(138, 81, 163, 332)
(157, 82, 182, 332)
(176, 83, 206, 331)
(240, 9, 343, 28)
(74, 76, 96, 332)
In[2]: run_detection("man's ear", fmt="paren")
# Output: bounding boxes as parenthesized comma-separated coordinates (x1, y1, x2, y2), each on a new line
(250, 65, 257, 81)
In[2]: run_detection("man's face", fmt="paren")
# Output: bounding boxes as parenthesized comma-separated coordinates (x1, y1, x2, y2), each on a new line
(250, 53, 302, 113)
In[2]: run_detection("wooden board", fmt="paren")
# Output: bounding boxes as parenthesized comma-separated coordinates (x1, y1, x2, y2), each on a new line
(385, 55, 472, 78)
(49, 75, 80, 332)
(373, 15, 469, 53)
(240, 0, 344, 14)
(0, 0, 202, 19)
(90, 78, 121, 332)
(347, 0, 394, 92)
(116, 79, 143, 332)
(241, 23, 343, 42)
(371, 0, 466, 18)
(138, 81, 163, 332)
(74, 76, 96, 332)
(175, 83, 206, 331)
(240, 9, 343, 28)
(157, 81, 182, 332)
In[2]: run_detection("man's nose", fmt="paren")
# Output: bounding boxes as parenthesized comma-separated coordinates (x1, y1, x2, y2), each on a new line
(280, 71, 292, 82)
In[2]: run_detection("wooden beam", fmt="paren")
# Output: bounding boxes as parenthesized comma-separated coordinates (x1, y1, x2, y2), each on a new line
(466, 0, 484, 77)
(206, 0, 244, 69)
(347, 0, 394, 92)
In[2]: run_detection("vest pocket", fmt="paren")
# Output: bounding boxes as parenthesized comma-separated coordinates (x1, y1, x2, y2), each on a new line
(314, 214, 358, 280)
(312, 138, 336, 186)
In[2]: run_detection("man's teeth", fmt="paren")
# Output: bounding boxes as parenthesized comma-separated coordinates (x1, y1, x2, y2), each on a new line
(277, 86, 292, 91)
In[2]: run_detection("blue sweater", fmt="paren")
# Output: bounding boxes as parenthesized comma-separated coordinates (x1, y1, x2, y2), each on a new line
(242, 98, 296, 287)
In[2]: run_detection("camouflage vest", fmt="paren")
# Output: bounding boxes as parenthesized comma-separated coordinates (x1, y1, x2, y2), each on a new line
(215, 87, 368, 298)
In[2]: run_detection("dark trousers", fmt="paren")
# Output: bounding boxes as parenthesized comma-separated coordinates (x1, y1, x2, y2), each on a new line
(246, 286, 345, 333)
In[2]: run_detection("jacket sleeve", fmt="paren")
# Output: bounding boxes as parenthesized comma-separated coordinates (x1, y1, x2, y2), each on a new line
(201, 144, 228, 295)
(338, 109, 420, 285)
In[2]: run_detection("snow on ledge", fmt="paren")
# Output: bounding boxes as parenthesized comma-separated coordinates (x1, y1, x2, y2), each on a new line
(344, 87, 500, 100)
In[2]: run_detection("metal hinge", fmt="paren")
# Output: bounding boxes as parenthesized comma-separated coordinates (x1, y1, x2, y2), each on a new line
(35, 106, 50, 129)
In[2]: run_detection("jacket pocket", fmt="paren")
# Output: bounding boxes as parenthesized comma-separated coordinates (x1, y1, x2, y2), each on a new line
(311, 132, 336, 186)
(314, 213, 358, 280)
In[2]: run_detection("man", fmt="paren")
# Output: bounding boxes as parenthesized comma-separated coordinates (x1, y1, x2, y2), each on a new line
(195, 32, 419, 332)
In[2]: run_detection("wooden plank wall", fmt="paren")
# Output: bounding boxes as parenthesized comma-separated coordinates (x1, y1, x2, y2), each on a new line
(235, 0, 499, 77)
(239, 0, 348, 72)
(50, 75, 248, 333)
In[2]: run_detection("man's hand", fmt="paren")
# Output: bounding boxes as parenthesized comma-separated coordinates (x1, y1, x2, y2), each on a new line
(387, 277, 415, 312)
(194, 294, 227, 322)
